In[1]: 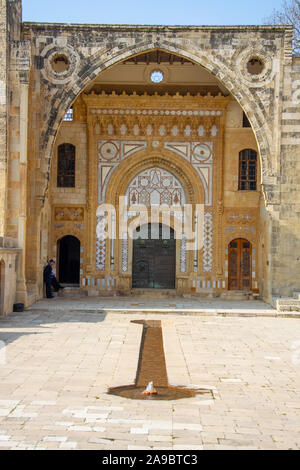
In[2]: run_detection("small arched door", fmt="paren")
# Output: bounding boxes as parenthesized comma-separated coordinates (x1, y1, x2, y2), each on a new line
(132, 223, 176, 289)
(58, 236, 80, 284)
(228, 239, 252, 291)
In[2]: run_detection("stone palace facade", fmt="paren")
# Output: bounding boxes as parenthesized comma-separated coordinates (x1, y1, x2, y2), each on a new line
(0, 0, 300, 314)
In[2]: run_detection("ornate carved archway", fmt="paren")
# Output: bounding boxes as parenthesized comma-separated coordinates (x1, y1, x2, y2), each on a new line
(101, 150, 204, 280)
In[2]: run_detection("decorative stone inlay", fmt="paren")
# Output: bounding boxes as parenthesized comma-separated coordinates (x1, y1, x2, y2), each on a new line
(164, 141, 213, 163)
(180, 234, 187, 273)
(225, 226, 237, 233)
(165, 141, 213, 205)
(203, 212, 213, 272)
(40, 44, 80, 84)
(99, 141, 119, 161)
(210, 125, 218, 137)
(192, 143, 213, 163)
(194, 213, 198, 273)
(74, 224, 84, 231)
(110, 213, 116, 271)
(236, 47, 274, 86)
(126, 168, 186, 207)
(121, 234, 128, 272)
(91, 108, 222, 117)
(98, 140, 147, 203)
(54, 224, 65, 230)
(96, 214, 107, 270)
(226, 212, 256, 225)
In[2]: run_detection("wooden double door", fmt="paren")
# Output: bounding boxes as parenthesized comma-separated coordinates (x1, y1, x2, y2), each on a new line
(228, 238, 252, 291)
(132, 224, 176, 289)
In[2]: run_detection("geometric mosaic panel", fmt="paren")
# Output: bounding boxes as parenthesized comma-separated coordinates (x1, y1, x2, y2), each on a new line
(121, 235, 128, 272)
(98, 140, 147, 203)
(164, 141, 213, 205)
(126, 167, 186, 207)
(180, 234, 187, 273)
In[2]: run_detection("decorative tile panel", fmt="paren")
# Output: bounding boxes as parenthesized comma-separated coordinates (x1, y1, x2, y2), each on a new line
(180, 234, 187, 273)
(164, 141, 213, 205)
(91, 108, 223, 117)
(96, 215, 106, 270)
(98, 140, 147, 203)
(121, 234, 128, 272)
(54, 207, 84, 222)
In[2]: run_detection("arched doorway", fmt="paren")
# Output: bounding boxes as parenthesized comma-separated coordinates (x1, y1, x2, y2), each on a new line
(132, 223, 176, 289)
(57, 236, 80, 285)
(228, 239, 252, 291)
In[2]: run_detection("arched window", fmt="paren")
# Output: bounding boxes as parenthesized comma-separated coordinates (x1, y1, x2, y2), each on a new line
(57, 144, 75, 188)
(238, 149, 257, 191)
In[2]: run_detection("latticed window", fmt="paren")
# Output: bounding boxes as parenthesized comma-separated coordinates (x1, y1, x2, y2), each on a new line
(57, 144, 75, 188)
(238, 149, 257, 191)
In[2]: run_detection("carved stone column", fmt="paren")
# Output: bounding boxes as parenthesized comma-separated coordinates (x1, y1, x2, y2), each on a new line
(0, 1, 8, 237)
(216, 110, 227, 276)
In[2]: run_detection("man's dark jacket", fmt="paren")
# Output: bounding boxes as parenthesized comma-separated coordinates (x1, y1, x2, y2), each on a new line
(43, 264, 53, 282)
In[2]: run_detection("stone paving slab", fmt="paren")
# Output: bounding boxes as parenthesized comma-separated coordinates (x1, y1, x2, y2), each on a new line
(0, 308, 299, 450)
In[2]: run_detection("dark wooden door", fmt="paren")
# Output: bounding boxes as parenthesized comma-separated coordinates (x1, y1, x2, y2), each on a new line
(228, 239, 252, 290)
(132, 224, 176, 289)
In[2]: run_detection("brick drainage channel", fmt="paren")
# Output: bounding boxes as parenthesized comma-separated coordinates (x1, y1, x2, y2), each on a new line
(108, 319, 213, 401)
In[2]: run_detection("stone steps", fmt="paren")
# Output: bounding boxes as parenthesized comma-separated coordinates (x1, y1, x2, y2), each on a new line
(220, 291, 256, 301)
(58, 287, 87, 297)
(130, 289, 178, 298)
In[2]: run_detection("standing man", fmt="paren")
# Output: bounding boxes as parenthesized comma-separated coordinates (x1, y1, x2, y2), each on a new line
(43, 259, 64, 299)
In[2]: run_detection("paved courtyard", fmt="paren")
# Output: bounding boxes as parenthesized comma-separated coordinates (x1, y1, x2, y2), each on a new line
(0, 301, 299, 450)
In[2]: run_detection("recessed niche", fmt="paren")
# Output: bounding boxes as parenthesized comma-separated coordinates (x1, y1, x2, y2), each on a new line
(247, 57, 264, 76)
(51, 54, 69, 73)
